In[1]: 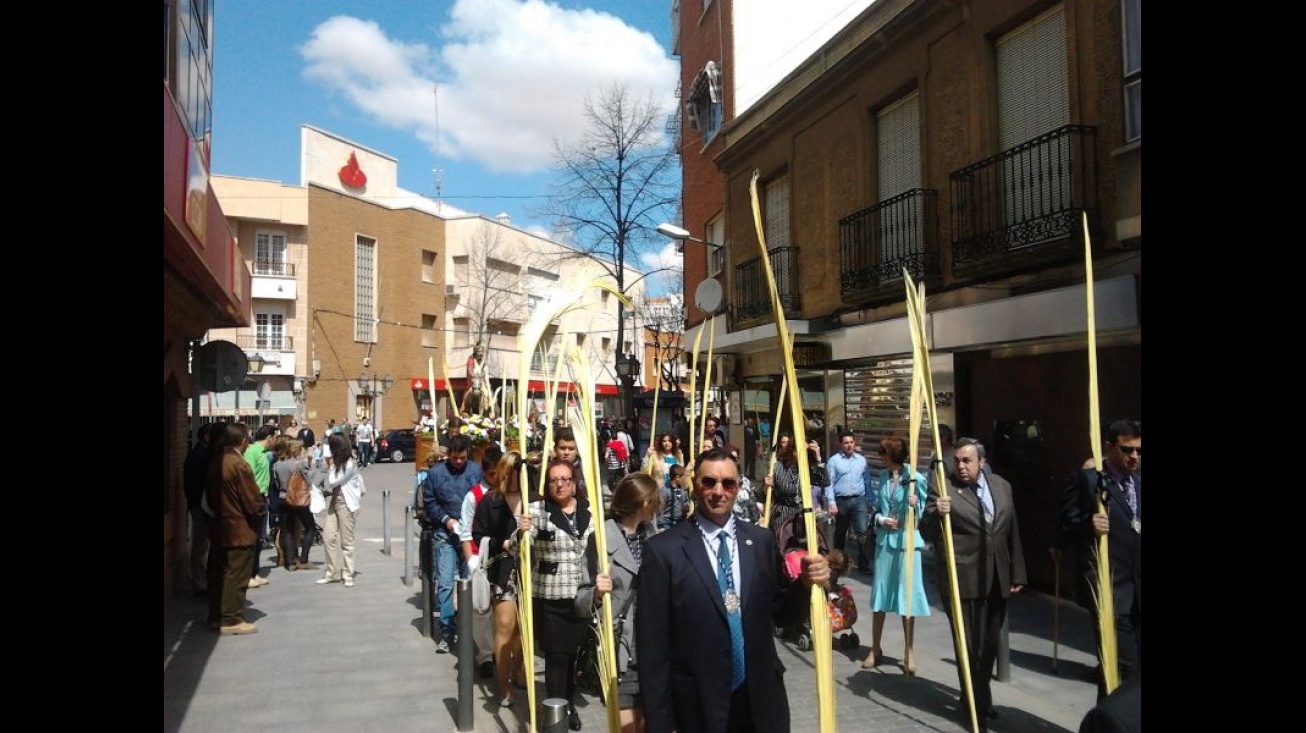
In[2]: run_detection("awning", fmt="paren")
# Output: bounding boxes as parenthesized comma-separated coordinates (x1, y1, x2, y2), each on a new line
(199, 389, 298, 416)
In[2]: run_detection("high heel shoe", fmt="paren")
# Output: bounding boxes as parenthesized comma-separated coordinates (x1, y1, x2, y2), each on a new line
(860, 646, 882, 669)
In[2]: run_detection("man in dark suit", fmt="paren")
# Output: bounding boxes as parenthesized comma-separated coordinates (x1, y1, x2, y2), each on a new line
(920, 438, 1026, 730)
(637, 448, 828, 733)
(1060, 418, 1142, 697)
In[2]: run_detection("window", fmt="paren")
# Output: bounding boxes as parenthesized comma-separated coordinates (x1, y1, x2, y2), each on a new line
(1122, 0, 1141, 141)
(602, 337, 612, 354)
(355, 235, 377, 342)
(422, 249, 438, 284)
(996, 5, 1070, 238)
(255, 312, 285, 350)
(686, 61, 723, 145)
(876, 91, 923, 274)
(255, 231, 287, 275)
(764, 174, 791, 250)
(706, 215, 725, 277)
(421, 314, 438, 348)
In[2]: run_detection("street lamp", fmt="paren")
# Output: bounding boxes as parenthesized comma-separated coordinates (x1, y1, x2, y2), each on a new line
(615, 353, 641, 460)
(656, 222, 725, 254)
(234, 353, 267, 419)
(356, 373, 395, 423)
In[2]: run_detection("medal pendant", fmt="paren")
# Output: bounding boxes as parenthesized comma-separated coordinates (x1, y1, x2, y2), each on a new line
(1131, 517, 1141, 534)
(723, 589, 741, 613)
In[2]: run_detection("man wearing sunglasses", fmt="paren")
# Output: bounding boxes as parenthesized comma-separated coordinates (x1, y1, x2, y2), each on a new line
(637, 448, 828, 733)
(1059, 418, 1142, 699)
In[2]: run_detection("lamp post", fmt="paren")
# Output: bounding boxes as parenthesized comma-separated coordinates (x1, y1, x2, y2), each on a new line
(615, 353, 640, 461)
(234, 353, 266, 421)
(656, 222, 726, 254)
(356, 373, 395, 424)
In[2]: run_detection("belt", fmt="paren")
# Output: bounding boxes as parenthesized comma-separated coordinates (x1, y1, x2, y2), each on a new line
(834, 493, 865, 500)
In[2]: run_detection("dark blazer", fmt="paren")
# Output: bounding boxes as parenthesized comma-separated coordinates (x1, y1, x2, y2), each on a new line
(1078, 672, 1141, 733)
(920, 470, 1027, 599)
(636, 517, 808, 733)
(471, 491, 522, 591)
(1060, 469, 1142, 615)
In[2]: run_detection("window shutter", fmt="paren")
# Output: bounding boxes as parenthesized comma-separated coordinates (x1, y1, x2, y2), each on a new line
(996, 5, 1069, 148)
(877, 91, 920, 200)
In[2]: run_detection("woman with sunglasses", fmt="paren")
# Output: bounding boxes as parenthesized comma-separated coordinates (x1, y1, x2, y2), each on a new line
(762, 437, 829, 551)
(527, 459, 595, 730)
(862, 435, 929, 674)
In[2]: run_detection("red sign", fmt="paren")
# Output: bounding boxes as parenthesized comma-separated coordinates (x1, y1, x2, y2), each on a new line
(338, 151, 367, 188)
(408, 377, 618, 396)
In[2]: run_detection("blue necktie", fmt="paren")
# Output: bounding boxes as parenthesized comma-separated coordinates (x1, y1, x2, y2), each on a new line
(977, 482, 995, 523)
(717, 532, 746, 690)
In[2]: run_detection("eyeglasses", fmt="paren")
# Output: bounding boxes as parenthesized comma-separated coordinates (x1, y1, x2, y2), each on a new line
(698, 476, 740, 491)
(548, 477, 575, 485)
(1117, 445, 1142, 456)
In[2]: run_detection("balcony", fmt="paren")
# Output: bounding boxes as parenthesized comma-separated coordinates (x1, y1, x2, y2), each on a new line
(253, 261, 296, 277)
(734, 247, 801, 329)
(950, 125, 1098, 273)
(232, 333, 294, 351)
(838, 188, 940, 304)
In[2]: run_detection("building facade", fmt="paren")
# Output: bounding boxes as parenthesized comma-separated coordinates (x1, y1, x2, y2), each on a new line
(208, 126, 640, 437)
(163, 0, 252, 603)
(675, 0, 1142, 591)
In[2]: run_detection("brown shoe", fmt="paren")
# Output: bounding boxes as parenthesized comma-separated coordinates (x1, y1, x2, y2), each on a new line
(219, 621, 258, 635)
(295, 561, 312, 571)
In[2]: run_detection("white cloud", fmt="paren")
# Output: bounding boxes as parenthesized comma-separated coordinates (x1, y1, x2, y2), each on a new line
(638, 242, 684, 297)
(300, 1, 678, 174)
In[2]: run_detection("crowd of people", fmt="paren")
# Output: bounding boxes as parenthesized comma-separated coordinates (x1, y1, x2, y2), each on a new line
(184, 410, 1141, 733)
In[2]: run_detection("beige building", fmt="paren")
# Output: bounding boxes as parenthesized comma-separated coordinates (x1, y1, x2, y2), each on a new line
(208, 126, 642, 433)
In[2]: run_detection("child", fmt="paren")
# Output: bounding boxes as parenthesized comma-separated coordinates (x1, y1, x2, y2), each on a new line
(659, 464, 689, 531)
(824, 549, 858, 634)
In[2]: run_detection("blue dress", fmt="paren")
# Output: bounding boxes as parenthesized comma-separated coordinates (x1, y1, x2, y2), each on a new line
(870, 465, 931, 617)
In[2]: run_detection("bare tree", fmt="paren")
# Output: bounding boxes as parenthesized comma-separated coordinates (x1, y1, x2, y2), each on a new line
(542, 83, 681, 369)
(453, 220, 524, 414)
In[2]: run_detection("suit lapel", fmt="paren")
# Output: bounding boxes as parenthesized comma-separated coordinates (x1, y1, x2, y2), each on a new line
(738, 522, 767, 613)
(606, 521, 637, 576)
(679, 520, 728, 619)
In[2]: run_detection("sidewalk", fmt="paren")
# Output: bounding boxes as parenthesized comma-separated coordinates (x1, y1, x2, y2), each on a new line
(164, 462, 1099, 732)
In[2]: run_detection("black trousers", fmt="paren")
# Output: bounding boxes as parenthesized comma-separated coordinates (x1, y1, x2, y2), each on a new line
(1089, 586, 1141, 700)
(946, 580, 1007, 717)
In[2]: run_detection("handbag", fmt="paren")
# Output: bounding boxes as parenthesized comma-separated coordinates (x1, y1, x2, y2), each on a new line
(575, 577, 639, 702)
(309, 485, 327, 514)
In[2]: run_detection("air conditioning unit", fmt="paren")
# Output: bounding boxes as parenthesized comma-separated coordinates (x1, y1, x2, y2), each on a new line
(445, 284, 458, 296)
(712, 355, 737, 387)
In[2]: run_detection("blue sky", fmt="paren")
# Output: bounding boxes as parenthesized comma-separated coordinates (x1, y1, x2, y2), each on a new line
(212, 0, 682, 291)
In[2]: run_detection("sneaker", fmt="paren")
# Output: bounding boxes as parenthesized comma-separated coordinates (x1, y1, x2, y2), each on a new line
(219, 621, 259, 635)
(434, 638, 450, 654)
(247, 576, 269, 589)
(316, 576, 340, 585)
(344, 577, 355, 588)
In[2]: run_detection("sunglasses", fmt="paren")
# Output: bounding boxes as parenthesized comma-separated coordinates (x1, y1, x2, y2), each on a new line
(1117, 445, 1142, 456)
(698, 476, 740, 491)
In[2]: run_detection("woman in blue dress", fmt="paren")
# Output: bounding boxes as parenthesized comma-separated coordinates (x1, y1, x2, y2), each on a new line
(863, 435, 929, 675)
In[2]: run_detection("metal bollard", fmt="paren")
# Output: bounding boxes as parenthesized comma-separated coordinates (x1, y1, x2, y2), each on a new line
(403, 509, 415, 586)
(382, 489, 392, 555)
(541, 698, 569, 733)
(456, 578, 474, 732)
(996, 612, 1011, 682)
(420, 527, 433, 638)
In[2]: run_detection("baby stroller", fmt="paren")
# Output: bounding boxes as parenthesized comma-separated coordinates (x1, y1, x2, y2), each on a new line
(773, 512, 860, 652)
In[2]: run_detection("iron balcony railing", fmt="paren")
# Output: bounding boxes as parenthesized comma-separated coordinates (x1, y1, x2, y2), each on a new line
(950, 125, 1098, 265)
(838, 188, 939, 303)
(252, 261, 296, 277)
(734, 246, 801, 326)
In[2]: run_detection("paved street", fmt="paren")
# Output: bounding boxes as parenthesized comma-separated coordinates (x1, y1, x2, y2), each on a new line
(164, 461, 1099, 733)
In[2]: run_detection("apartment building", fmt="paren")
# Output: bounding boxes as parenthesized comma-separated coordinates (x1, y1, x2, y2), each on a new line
(208, 126, 641, 433)
(163, 0, 252, 604)
(674, 0, 1142, 590)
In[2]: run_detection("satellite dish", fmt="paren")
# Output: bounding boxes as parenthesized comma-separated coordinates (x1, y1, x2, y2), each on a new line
(694, 279, 724, 314)
(257, 381, 273, 401)
(195, 340, 249, 393)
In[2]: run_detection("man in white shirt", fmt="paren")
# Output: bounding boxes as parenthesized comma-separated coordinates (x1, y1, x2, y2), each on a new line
(356, 417, 376, 468)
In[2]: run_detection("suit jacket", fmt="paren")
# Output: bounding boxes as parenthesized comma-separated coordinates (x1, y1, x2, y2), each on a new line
(920, 471, 1027, 600)
(575, 517, 657, 673)
(636, 517, 808, 733)
(1060, 468, 1142, 615)
(1078, 672, 1141, 733)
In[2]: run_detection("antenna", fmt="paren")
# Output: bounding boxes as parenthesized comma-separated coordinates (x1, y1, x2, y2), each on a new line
(432, 85, 444, 213)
